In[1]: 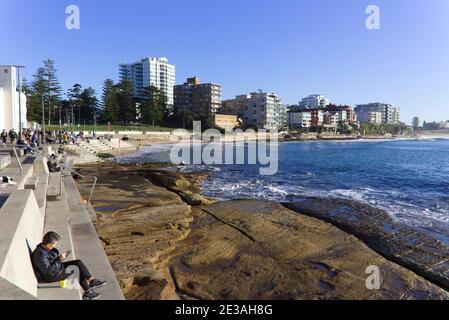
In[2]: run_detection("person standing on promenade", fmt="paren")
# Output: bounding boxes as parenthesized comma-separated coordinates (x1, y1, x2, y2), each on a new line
(1, 129, 8, 145)
(8, 129, 18, 145)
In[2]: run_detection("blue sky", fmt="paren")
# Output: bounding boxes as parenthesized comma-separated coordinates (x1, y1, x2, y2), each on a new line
(1, 0, 448, 123)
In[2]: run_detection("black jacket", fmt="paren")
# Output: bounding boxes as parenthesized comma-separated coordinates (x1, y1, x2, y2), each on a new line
(31, 244, 65, 282)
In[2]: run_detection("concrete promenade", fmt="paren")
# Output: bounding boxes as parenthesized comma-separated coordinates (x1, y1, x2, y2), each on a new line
(0, 146, 124, 300)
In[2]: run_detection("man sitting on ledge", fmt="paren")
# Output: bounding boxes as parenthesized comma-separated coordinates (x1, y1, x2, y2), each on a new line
(31, 231, 107, 300)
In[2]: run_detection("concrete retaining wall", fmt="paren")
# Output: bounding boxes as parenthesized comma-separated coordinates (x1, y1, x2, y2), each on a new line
(33, 157, 49, 175)
(0, 190, 43, 298)
(64, 176, 125, 300)
(0, 155, 11, 170)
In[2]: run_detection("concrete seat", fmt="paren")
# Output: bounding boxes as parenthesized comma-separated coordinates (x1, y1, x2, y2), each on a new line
(46, 172, 62, 201)
(24, 177, 39, 190)
(63, 176, 124, 300)
(0, 154, 121, 300)
(0, 157, 35, 199)
(34, 174, 49, 217)
(37, 196, 82, 300)
(31, 156, 50, 217)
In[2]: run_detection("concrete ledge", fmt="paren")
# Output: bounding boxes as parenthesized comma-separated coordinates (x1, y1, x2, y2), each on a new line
(33, 156, 49, 175)
(34, 173, 49, 218)
(28, 155, 50, 217)
(47, 172, 62, 201)
(15, 149, 24, 157)
(118, 131, 144, 135)
(0, 158, 35, 194)
(37, 197, 82, 300)
(0, 190, 43, 298)
(25, 177, 39, 190)
(64, 176, 124, 300)
(0, 155, 11, 170)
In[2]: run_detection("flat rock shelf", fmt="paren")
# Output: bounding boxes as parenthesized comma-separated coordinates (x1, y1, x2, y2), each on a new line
(74, 163, 449, 300)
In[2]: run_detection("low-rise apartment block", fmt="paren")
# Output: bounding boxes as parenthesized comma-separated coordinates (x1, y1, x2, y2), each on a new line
(355, 103, 400, 125)
(288, 104, 355, 130)
(222, 91, 287, 130)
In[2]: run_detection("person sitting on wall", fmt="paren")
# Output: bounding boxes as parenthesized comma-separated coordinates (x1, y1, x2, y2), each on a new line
(47, 160, 61, 172)
(58, 145, 65, 154)
(31, 132, 40, 149)
(31, 232, 107, 300)
(17, 135, 34, 155)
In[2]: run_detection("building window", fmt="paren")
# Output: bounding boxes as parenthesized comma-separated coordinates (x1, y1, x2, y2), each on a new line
(4, 69, 8, 74)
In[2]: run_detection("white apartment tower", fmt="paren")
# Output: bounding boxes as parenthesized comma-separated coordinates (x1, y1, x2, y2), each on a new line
(0, 65, 27, 131)
(299, 94, 330, 109)
(119, 57, 175, 108)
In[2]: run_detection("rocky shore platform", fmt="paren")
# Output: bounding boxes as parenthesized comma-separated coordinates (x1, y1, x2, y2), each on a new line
(74, 163, 448, 300)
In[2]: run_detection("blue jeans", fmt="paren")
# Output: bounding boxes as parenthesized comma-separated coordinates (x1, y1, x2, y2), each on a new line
(22, 146, 33, 155)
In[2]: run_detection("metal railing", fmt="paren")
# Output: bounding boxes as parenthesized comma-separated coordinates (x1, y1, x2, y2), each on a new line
(1, 142, 98, 204)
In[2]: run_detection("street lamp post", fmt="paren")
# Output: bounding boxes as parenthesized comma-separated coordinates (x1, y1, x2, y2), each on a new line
(42, 95, 46, 145)
(71, 105, 74, 128)
(59, 105, 62, 127)
(14, 65, 25, 133)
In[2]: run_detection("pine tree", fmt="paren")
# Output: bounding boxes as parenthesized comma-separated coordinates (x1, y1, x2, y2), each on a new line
(141, 86, 166, 126)
(101, 79, 119, 123)
(116, 80, 136, 124)
(67, 83, 83, 125)
(42, 59, 62, 125)
(26, 67, 47, 123)
(21, 78, 31, 96)
(79, 87, 99, 123)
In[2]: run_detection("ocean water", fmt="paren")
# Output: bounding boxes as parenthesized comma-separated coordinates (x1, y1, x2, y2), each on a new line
(119, 138, 449, 242)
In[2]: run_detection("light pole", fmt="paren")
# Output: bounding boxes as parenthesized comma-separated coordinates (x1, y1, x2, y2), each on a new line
(14, 65, 25, 133)
(71, 104, 74, 128)
(59, 105, 62, 128)
(42, 95, 46, 145)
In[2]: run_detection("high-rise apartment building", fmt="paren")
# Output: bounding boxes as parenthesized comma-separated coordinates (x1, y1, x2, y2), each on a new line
(119, 57, 175, 107)
(174, 77, 221, 118)
(298, 94, 330, 109)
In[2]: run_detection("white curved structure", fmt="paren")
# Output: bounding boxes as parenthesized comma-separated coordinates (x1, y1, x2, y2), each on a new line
(0, 65, 27, 131)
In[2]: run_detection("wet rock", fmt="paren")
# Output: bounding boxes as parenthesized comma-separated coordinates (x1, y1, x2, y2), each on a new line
(173, 189, 216, 206)
(283, 197, 449, 291)
(141, 169, 216, 206)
